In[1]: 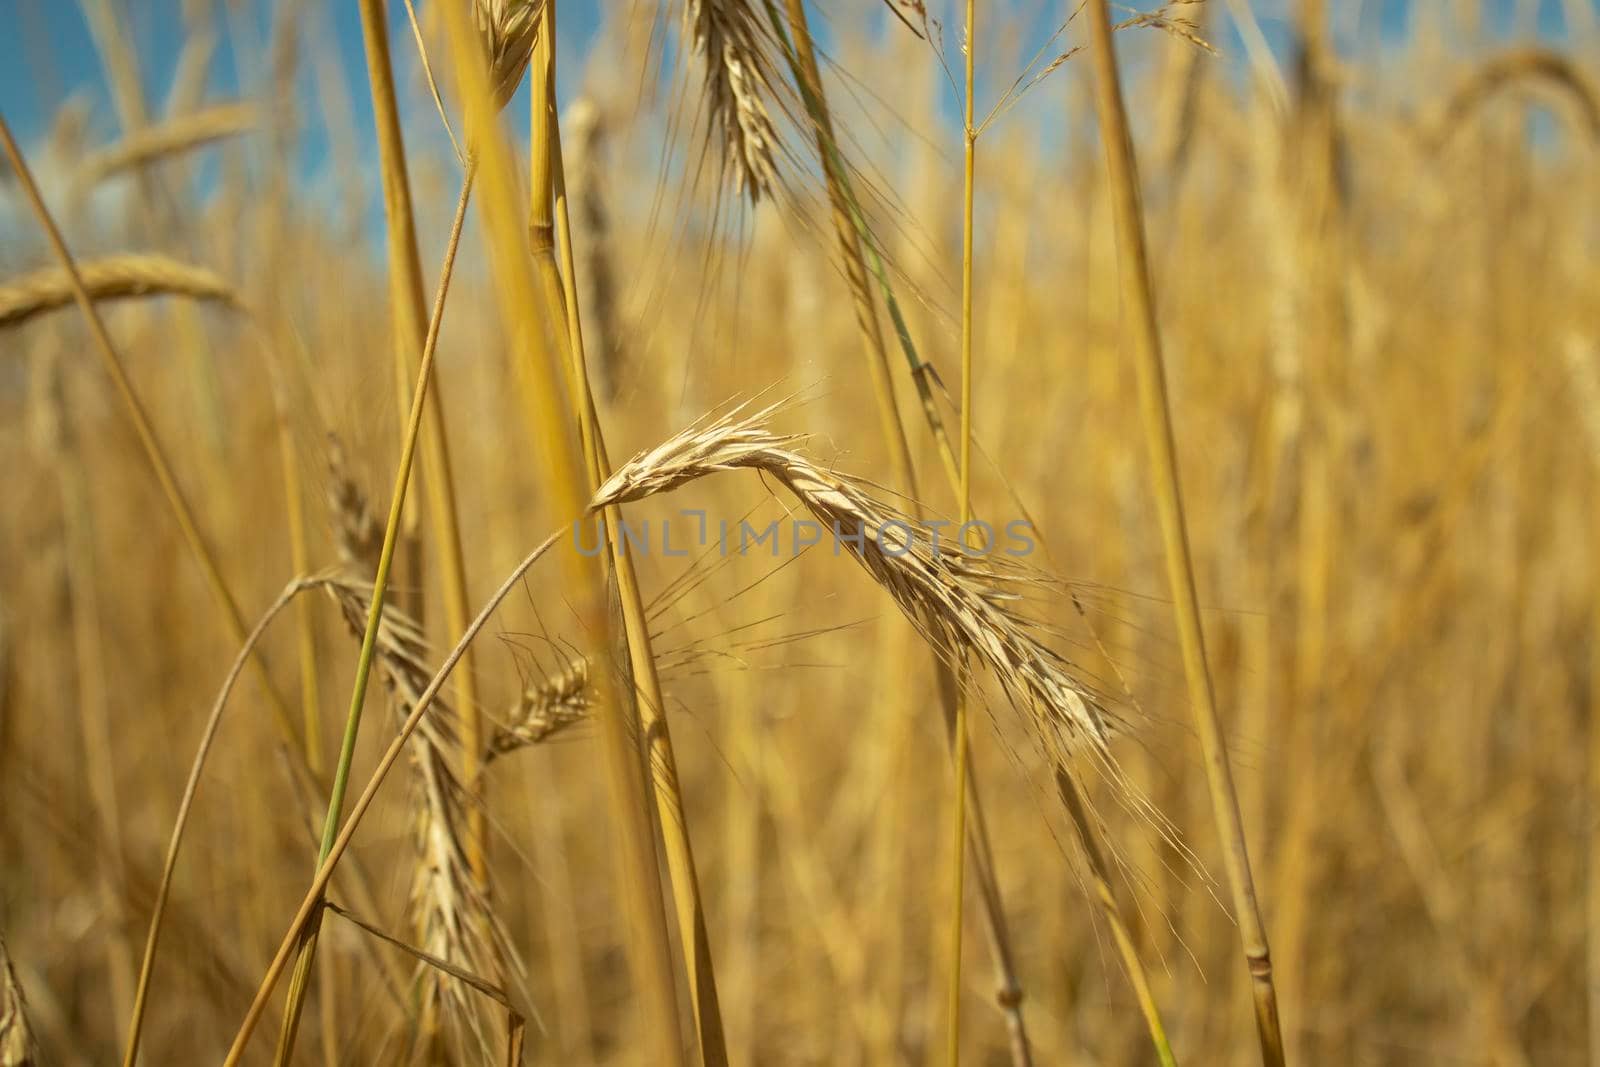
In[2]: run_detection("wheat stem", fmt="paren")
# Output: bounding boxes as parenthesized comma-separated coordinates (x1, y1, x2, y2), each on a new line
(947, 0, 979, 1058)
(537, 5, 729, 1058)
(437, 3, 687, 1059)
(354, 0, 489, 888)
(271, 167, 475, 1066)
(1082, 4, 1285, 1063)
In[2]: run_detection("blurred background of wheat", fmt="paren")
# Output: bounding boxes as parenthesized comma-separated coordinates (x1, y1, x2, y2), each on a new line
(2, 0, 1598, 1063)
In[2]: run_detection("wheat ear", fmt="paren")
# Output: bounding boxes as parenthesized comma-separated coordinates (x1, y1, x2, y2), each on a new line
(594, 407, 1115, 759)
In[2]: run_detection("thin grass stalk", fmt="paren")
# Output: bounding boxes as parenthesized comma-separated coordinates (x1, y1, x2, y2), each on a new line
(947, 0, 979, 1057)
(354, 0, 489, 885)
(435, 4, 687, 1060)
(271, 169, 476, 1066)
(122, 578, 312, 1067)
(223, 532, 564, 1065)
(1081, 4, 1286, 1064)
(537, 5, 728, 1058)
(766, 11, 1043, 1060)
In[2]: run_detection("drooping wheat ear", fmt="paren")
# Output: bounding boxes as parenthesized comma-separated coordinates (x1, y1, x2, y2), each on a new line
(72, 101, 260, 190)
(686, 0, 780, 202)
(0, 254, 244, 330)
(0, 937, 38, 1067)
(471, 0, 543, 109)
(594, 406, 1114, 757)
(319, 572, 519, 1055)
(487, 655, 592, 760)
(326, 435, 384, 572)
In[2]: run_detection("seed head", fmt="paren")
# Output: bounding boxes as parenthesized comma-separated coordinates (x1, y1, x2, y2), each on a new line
(472, 0, 542, 109)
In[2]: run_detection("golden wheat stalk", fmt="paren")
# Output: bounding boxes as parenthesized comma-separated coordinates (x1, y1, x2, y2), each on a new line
(0, 254, 243, 331)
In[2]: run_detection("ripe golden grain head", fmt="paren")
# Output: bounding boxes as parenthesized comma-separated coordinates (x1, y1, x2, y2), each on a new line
(471, 0, 542, 109)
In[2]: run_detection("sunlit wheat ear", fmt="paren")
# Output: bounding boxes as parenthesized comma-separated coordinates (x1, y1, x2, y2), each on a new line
(594, 406, 1115, 758)
(685, 0, 780, 202)
(487, 655, 592, 760)
(0, 937, 38, 1067)
(471, 0, 543, 109)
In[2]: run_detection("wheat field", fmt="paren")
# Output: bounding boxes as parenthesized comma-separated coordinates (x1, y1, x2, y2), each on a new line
(1, 0, 1596, 1064)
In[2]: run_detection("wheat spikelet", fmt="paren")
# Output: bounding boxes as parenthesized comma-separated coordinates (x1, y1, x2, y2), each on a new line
(471, 0, 543, 109)
(321, 464, 515, 1054)
(72, 102, 260, 189)
(685, 0, 780, 202)
(594, 406, 1114, 758)
(0, 938, 38, 1067)
(487, 655, 591, 760)
(0, 254, 244, 330)
(326, 436, 384, 572)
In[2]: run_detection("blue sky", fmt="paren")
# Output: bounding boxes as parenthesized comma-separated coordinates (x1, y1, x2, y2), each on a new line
(0, 0, 1586, 233)
(0, 1, 607, 147)
(1, 0, 1584, 150)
